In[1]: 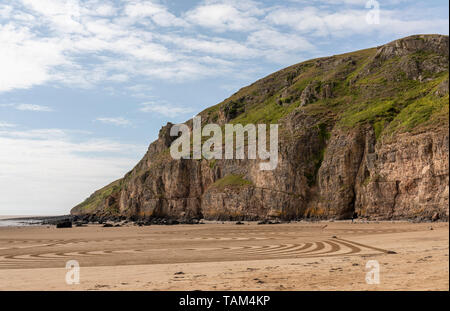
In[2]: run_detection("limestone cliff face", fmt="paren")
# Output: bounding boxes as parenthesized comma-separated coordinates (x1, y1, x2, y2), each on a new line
(315, 126, 449, 220)
(71, 35, 449, 221)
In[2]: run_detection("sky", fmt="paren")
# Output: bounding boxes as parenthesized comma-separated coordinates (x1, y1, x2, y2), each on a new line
(0, 0, 448, 215)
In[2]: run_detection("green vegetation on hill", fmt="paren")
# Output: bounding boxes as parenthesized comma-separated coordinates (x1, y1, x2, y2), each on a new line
(73, 179, 122, 214)
(210, 174, 253, 189)
(201, 38, 448, 144)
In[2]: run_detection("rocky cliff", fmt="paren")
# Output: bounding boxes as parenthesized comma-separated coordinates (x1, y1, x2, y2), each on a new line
(71, 34, 449, 221)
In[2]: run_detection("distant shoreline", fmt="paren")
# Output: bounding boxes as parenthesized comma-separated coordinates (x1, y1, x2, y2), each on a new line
(0, 215, 68, 221)
(0, 215, 71, 227)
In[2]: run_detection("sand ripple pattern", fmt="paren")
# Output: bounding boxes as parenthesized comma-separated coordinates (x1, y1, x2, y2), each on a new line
(0, 223, 415, 269)
(0, 230, 394, 270)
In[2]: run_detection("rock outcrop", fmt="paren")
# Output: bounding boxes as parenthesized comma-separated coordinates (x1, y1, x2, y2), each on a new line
(71, 35, 449, 222)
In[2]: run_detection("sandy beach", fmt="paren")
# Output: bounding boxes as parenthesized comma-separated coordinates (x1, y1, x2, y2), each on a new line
(0, 222, 448, 291)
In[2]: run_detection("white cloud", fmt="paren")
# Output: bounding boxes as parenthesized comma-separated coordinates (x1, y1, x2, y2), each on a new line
(0, 128, 66, 139)
(15, 104, 53, 112)
(0, 0, 447, 94)
(0, 0, 448, 216)
(125, 41, 175, 62)
(0, 121, 16, 128)
(19, 0, 85, 34)
(96, 117, 131, 126)
(136, 59, 234, 81)
(0, 1, 181, 93)
(287, 0, 368, 5)
(185, 3, 261, 32)
(248, 29, 314, 51)
(140, 102, 194, 118)
(246, 29, 316, 63)
(265, 6, 449, 37)
(124, 1, 187, 27)
(107, 73, 129, 82)
(0, 4, 13, 18)
(0, 103, 53, 112)
(161, 35, 258, 59)
(0, 128, 144, 215)
(0, 24, 67, 92)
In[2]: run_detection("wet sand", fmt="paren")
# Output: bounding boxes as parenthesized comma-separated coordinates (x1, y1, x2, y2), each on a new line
(0, 222, 448, 290)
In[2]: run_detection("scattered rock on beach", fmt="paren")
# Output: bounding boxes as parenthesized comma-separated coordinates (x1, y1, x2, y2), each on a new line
(258, 219, 281, 225)
(56, 220, 72, 228)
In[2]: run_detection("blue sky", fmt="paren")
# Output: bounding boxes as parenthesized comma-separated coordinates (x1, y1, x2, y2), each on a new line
(0, 0, 448, 215)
